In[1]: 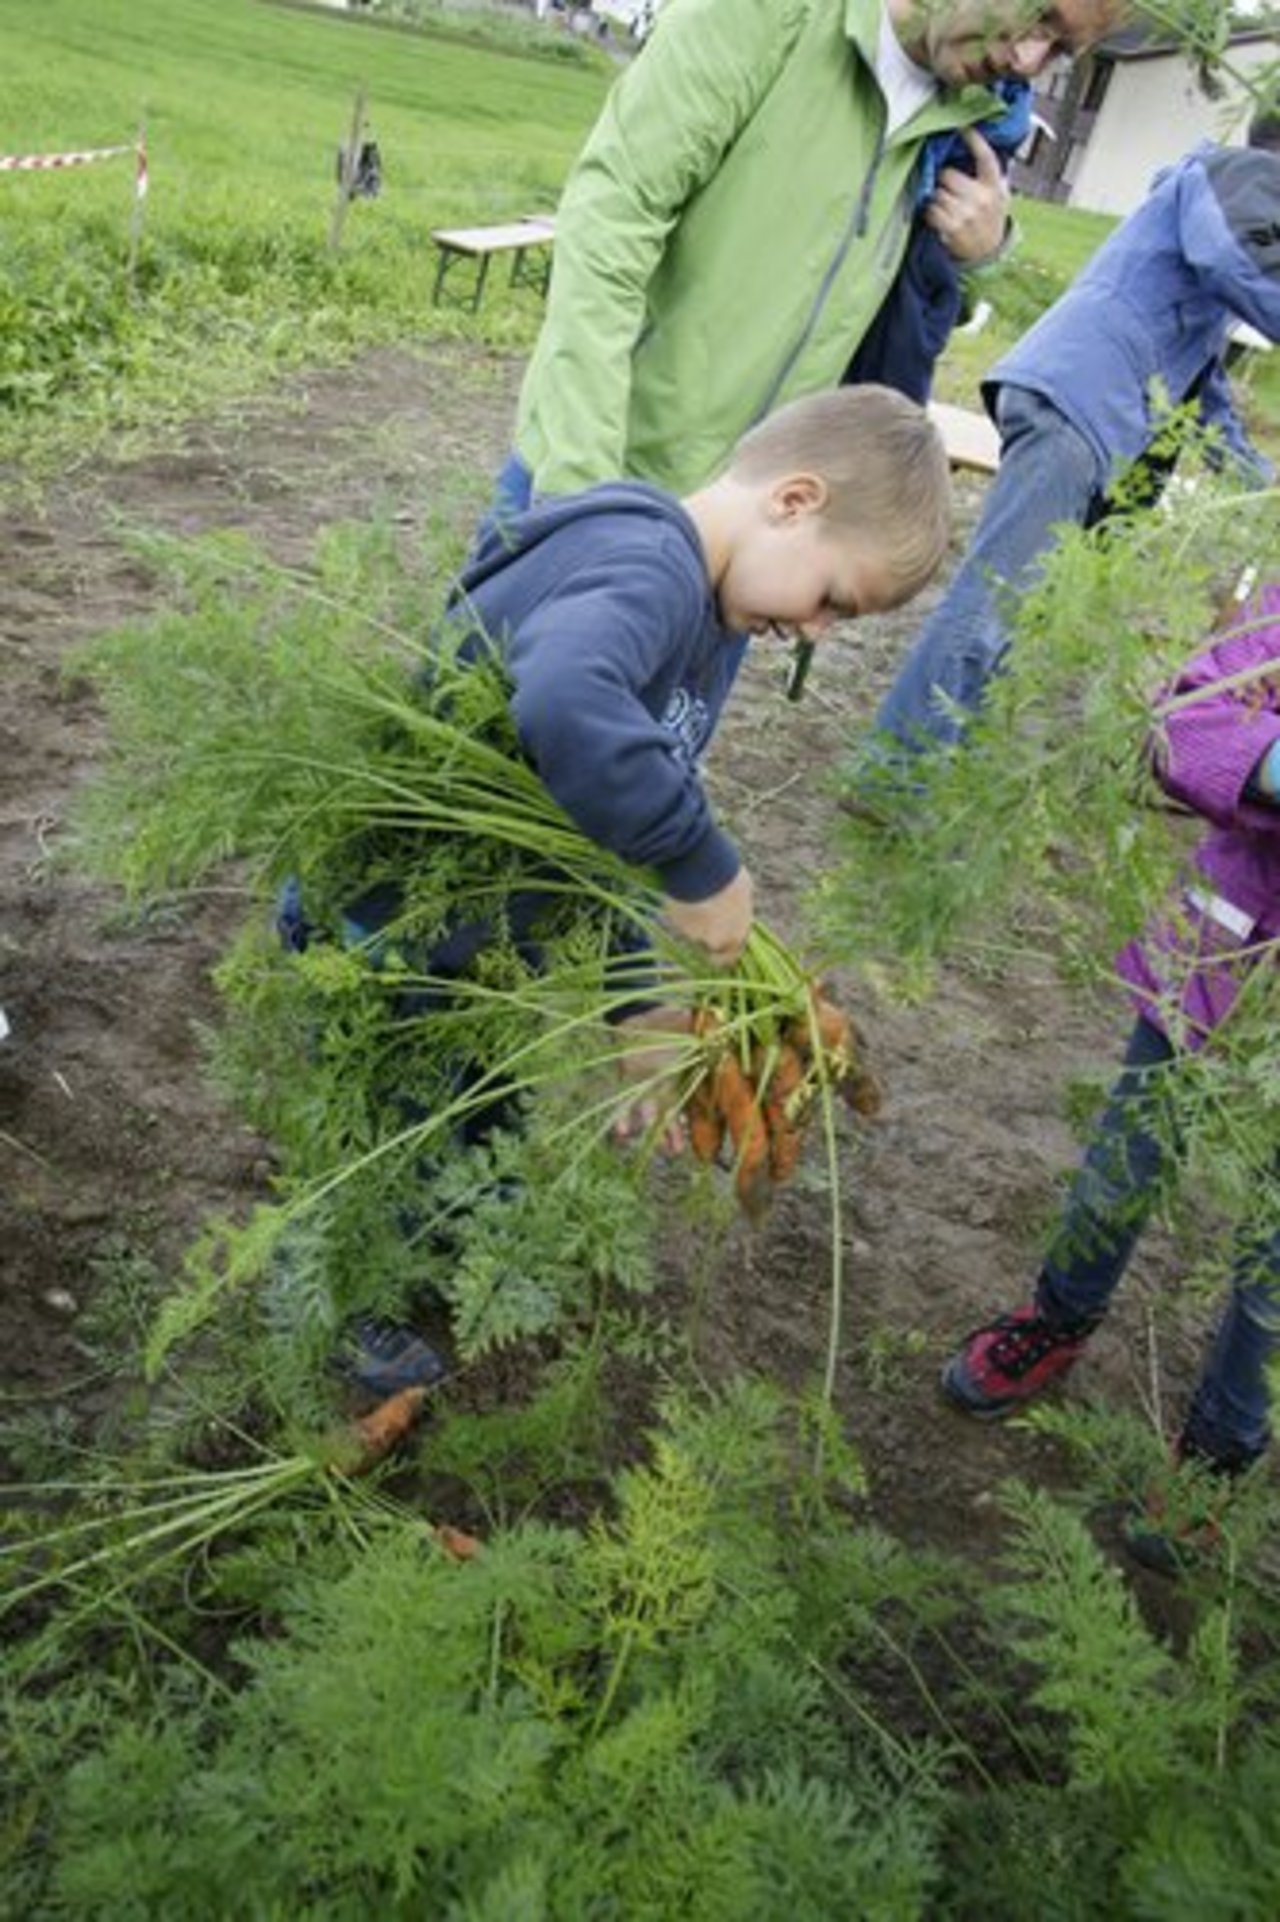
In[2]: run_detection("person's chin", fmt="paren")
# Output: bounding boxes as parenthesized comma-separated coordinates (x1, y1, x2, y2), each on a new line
(942, 53, 999, 88)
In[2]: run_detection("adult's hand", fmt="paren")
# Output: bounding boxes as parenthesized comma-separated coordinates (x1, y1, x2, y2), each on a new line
(924, 128, 1010, 265)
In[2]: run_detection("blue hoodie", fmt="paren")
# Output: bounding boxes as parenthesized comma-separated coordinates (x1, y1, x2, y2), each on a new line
(448, 482, 745, 902)
(990, 144, 1280, 479)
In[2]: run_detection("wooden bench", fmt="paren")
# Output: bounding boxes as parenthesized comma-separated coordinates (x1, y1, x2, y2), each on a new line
(1225, 318, 1273, 369)
(928, 399, 1000, 475)
(430, 215, 556, 312)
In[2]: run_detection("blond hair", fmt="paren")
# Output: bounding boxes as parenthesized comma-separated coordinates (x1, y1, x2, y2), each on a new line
(729, 385, 952, 598)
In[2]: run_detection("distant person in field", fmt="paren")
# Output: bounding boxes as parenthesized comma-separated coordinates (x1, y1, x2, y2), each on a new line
(281, 386, 952, 1392)
(493, 0, 1125, 511)
(942, 578, 1280, 1573)
(870, 113, 1280, 761)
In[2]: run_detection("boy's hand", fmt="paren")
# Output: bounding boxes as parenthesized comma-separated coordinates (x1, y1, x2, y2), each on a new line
(609, 1005, 693, 1155)
(662, 867, 754, 967)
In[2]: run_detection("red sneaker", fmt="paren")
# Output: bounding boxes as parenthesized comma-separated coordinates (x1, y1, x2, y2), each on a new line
(941, 1303, 1098, 1418)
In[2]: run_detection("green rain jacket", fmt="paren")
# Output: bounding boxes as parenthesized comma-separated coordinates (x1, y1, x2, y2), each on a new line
(514, 0, 999, 495)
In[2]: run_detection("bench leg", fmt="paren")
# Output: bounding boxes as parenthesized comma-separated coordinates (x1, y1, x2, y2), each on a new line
(432, 247, 452, 306)
(470, 251, 492, 314)
(510, 245, 552, 299)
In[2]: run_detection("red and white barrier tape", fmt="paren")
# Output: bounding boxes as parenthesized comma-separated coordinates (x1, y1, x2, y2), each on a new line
(0, 140, 147, 196)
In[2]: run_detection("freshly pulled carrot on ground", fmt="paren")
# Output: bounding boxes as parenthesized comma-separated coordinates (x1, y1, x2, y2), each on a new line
(347, 1385, 429, 1471)
(435, 1523, 483, 1562)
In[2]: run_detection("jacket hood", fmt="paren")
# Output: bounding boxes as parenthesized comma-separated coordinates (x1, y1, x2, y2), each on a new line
(1203, 144, 1280, 291)
(458, 481, 699, 600)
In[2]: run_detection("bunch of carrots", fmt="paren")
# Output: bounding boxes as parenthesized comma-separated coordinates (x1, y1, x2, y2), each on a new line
(682, 979, 881, 1218)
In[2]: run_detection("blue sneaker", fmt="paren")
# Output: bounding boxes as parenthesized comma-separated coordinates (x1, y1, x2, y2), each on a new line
(337, 1317, 450, 1397)
(1124, 1429, 1262, 1577)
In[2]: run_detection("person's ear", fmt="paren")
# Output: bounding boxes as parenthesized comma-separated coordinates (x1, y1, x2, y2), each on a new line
(769, 472, 829, 522)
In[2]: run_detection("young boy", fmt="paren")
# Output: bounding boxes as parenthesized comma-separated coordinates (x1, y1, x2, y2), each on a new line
(318, 384, 953, 1389)
(942, 580, 1280, 1568)
(455, 384, 951, 967)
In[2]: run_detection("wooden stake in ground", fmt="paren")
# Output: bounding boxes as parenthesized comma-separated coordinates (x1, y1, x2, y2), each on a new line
(126, 120, 148, 288)
(329, 88, 367, 254)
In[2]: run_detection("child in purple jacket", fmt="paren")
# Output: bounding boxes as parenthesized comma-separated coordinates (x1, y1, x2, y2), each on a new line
(942, 580, 1280, 1553)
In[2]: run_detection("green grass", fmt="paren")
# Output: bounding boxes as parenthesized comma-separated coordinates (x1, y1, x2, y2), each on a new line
(0, 0, 609, 462)
(6, 1, 1276, 471)
(936, 197, 1117, 407)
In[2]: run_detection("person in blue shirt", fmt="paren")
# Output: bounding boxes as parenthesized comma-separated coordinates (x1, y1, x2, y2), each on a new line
(294, 383, 952, 1391)
(870, 116, 1280, 760)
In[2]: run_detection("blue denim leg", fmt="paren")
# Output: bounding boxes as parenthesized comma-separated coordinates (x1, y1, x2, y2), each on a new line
(873, 386, 1106, 753)
(1037, 1018, 1179, 1325)
(1182, 1232, 1280, 1464)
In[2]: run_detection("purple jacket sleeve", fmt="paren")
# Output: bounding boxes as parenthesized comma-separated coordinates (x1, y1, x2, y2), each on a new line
(1154, 582, 1280, 828)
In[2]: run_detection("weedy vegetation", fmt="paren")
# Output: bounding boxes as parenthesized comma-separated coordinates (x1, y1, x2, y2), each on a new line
(6, 4, 1280, 1915)
(0, 0, 607, 469)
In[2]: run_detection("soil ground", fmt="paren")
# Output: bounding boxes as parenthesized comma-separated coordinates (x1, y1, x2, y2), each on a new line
(0, 343, 1216, 1584)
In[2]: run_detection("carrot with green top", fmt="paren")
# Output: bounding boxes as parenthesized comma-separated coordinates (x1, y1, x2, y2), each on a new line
(346, 1385, 429, 1471)
(759, 1041, 808, 1182)
(715, 1050, 770, 1215)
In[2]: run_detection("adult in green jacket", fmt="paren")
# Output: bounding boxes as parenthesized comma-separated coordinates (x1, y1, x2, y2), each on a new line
(512, 0, 1125, 497)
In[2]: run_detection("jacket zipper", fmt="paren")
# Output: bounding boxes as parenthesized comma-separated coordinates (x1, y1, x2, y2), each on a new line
(754, 124, 887, 423)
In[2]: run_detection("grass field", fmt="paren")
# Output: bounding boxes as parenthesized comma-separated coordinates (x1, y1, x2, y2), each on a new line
(0, 0, 609, 459)
(4, 0, 1276, 467)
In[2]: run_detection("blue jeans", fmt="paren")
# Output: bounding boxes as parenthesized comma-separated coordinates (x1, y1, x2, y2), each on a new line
(1038, 1016, 1280, 1465)
(874, 387, 1106, 752)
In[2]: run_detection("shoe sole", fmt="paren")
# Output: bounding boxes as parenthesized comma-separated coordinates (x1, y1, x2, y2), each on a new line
(938, 1358, 1024, 1421)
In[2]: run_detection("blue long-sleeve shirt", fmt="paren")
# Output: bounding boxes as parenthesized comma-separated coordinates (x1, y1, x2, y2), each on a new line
(447, 483, 745, 901)
(989, 143, 1280, 483)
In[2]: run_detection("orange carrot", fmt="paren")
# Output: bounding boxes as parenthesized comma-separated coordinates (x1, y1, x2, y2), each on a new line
(686, 1072, 726, 1163)
(843, 1066, 884, 1118)
(816, 999, 883, 1115)
(348, 1385, 429, 1471)
(434, 1523, 483, 1562)
(786, 994, 883, 1119)
(715, 1052, 770, 1217)
(760, 1043, 808, 1183)
(811, 993, 853, 1064)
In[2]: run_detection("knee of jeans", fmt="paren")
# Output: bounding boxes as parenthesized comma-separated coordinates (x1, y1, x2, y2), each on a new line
(1234, 1286, 1280, 1341)
(1072, 1149, 1157, 1224)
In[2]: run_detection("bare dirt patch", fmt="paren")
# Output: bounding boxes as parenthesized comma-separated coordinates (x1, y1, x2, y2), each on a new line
(1, 345, 1206, 1573)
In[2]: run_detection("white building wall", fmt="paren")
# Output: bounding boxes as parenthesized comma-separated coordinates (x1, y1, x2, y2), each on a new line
(1069, 44, 1277, 216)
